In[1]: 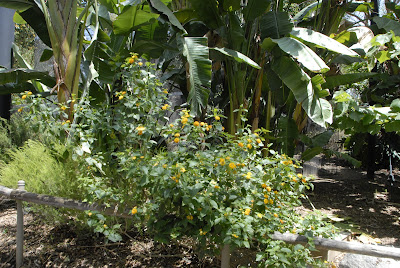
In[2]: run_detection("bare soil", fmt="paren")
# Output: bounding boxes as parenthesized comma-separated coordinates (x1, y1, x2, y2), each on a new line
(1, 157, 400, 267)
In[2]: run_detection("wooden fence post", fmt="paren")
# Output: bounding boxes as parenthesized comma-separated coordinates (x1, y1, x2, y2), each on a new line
(16, 180, 25, 268)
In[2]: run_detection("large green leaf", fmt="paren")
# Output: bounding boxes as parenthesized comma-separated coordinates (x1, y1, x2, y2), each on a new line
(290, 27, 359, 57)
(182, 37, 212, 116)
(272, 56, 333, 127)
(322, 73, 378, 89)
(210, 47, 261, 69)
(260, 11, 293, 39)
(148, 0, 187, 34)
(188, 0, 222, 29)
(373, 17, 400, 36)
(0, 69, 55, 87)
(113, 4, 159, 35)
(0, 0, 33, 11)
(0, 82, 36, 95)
(277, 116, 298, 156)
(272, 37, 329, 73)
(301, 147, 324, 161)
(293, 2, 319, 24)
(242, 0, 271, 22)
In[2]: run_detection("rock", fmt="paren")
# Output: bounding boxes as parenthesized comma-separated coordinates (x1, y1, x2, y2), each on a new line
(339, 253, 400, 268)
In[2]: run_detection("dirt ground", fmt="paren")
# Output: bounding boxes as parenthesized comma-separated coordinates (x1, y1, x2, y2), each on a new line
(1, 157, 400, 267)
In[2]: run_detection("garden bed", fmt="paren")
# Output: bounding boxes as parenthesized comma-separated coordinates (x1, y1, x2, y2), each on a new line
(1, 157, 400, 267)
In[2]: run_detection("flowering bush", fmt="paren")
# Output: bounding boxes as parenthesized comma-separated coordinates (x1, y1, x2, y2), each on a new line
(13, 57, 334, 266)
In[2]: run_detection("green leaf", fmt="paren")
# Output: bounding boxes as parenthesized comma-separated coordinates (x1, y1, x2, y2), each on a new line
(376, 51, 391, 63)
(0, 68, 55, 88)
(373, 17, 400, 36)
(390, 99, 400, 112)
(182, 37, 212, 116)
(40, 49, 53, 62)
(272, 56, 333, 127)
(322, 73, 378, 89)
(311, 130, 333, 147)
(385, 121, 400, 132)
(277, 117, 298, 156)
(0, 81, 36, 95)
(243, 0, 271, 22)
(261, 11, 293, 39)
(301, 147, 324, 161)
(113, 5, 159, 35)
(0, 0, 33, 11)
(148, 0, 187, 34)
(293, 2, 319, 24)
(210, 47, 261, 69)
(328, 150, 361, 167)
(223, 0, 241, 11)
(290, 27, 359, 57)
(188, 0, 222, 29)
(17, 3, 51, 47)
(272, 37, 329, 73)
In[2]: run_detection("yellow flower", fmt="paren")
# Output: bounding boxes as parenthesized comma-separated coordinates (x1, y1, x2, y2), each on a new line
(247, 144, 252, 149)
(214, 185, 220, 189)
(138, 62, 143, 66)
(88, 212, 92, 216)
(121, 91, 127, 95)
(128, 58, 135, 64)
(215, 115, 220, 121)
(226, 156, 230, 160)
(261, 183, 267, 189)
(174, 138, 180, 143)
(169, 124, 174, 127)
(132, 156, 137, 160)
(186, 215, 193, 220)
(181, 117, 188, 124)
(266, 186, 272, 192)
(180, 167, 186, 173)
(297, 173, 303, 178)
(282, 160, 293, 165)
(17, 108, 23, 112)
(140, 156, 144, 159)
(65, 120, 71, 124)
(269, 199, 274, 204)
(27, 91, 32, 95)
(264, 199, 268, 204)
(131, 206, 138, 215)
(256, 139, 262, 144)
(163, 90, 168, 94)
(238, 142, 244, 147)
(273, 213, 278, 218)
(280, 219, 284, 224)
(200, 122, 205, 126)
(247, 139, 252, 143)
(136, 126, 146, 133)
(228, 162, 236, 169)
(280, 182, 285, 186)
(302, 178, 307, 183)
(119, 95, 124, 100)
(257, 213, 263, 219)
(103, 224, 108, 228)
(174, 133, 180, 137)
(245, 172, 252, 179)
(61, 106, 67, 110)
(162, 104, 169, 110)
(193, 121, 200, 127)
(219, 158, 225, 166)
(292, 178, 298, 183)
(232, 234, 239, 238)
(163, 164, 167, 168)
(21, 95, 27, 99)
(244, 208, 251, 215)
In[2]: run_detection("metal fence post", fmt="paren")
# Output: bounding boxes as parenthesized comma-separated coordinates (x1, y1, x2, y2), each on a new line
(16, 180, 25, 268)
(221, 244, 230, 268)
